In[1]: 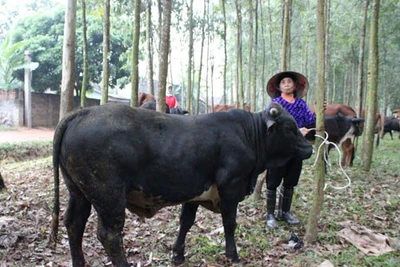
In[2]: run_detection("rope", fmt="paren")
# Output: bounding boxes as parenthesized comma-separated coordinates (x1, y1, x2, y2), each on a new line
(307, 128, 352, 191)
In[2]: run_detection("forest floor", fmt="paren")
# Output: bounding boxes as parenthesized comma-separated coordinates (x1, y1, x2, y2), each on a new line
(0, 133, 399, 267)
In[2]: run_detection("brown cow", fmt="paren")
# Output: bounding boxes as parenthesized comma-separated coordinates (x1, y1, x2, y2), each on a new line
(213, 103, 250, 112)
(138, 92, 155, 106)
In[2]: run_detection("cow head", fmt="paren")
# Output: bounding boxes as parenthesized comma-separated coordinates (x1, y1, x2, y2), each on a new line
(262, 103, 313, 168)
(351, 117, 364, 137)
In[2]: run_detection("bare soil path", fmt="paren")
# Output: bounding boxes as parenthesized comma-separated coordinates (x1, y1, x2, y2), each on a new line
(0, 127, 54, 143)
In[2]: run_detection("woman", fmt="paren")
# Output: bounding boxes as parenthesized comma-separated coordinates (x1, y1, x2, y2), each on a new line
(265, 71, 316, 229)
(166, 85, 178, 109)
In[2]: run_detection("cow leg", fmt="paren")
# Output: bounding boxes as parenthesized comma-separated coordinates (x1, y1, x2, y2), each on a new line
(63, 190, 92, 267)
(172, 203, 199, 264)
(96, 203, 129, 267)
(220, 200, 239, 263)
(390, 131, 393, 140)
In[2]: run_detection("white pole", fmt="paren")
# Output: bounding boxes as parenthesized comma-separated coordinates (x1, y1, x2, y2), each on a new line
(24, 50, 32, 128)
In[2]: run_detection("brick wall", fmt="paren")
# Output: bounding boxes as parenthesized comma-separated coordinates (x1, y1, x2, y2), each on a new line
(0, 89, 24, 127)
(0, 89, 102, 128)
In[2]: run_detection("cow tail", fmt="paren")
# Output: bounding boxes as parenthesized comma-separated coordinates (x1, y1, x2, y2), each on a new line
(48, 112, 79, 247)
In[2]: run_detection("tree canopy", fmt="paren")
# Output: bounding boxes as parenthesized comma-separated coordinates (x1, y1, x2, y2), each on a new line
(0, 0, 398, 113)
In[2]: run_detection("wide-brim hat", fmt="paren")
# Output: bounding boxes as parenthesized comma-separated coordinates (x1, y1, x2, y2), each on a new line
(266, 71, 309, 99)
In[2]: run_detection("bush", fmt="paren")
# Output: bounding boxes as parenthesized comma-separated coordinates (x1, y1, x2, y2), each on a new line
(0, 140, 52, 162)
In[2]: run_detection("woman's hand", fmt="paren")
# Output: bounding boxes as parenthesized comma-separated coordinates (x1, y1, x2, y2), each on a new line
(299, 127, 311, 136)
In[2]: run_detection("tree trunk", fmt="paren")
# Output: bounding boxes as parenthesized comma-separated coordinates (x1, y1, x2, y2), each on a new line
(196, 0, 207, 115)
(248, 0, 256, 109)
(324, 0, 331, 105)
(253, 171, 266, 201)
(221, 0, 227, 105)
(131, 0, 141, 107)
(59, 0, 77, 120)
(362, 0, 380, 171)
(80, 0, 89, 108)
(101, 0, 110, 105)
(235, 0, 243, 108)
(356, 0, 370, 116)
(156, 0, 171, 112)
(281, 0, 292, 71)
(186, 0, 194, 114)
(146, 0, 155, 96)
(247, 0, 253, 109)
(304, 0, 326, 244)
(252, 0, 258, 111)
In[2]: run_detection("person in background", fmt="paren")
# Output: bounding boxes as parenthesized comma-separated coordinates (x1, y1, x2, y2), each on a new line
(265, 71, 316, 229)
(166, 85, 178, 109)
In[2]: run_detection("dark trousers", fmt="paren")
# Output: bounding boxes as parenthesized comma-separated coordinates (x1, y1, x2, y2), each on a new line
(266, 157, 303, 190)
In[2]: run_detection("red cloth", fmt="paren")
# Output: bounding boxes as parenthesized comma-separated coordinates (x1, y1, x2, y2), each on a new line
(166, 95, 177, 108)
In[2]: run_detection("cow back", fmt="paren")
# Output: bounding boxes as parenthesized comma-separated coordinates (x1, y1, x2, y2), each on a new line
(213, 103, 250, 112)
(138, 92, 155, 106)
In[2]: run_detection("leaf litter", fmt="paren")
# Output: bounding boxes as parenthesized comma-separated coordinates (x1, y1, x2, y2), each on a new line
(0, 140, 399, 267)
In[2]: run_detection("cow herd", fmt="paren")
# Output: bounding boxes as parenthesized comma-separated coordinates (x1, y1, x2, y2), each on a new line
(48, 94, 400, 266)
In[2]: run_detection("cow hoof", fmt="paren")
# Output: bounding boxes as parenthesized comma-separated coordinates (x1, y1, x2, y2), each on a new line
(172, 254, 185, 265)
(226, 254, 240, 264)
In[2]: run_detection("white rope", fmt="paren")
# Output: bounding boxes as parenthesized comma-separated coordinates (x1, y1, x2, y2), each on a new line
(307, 128, 352, 191)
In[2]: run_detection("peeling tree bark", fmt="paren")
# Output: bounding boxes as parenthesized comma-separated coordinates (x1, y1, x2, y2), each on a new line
(304, 0, 326, 244)
(362, 0, 380, 171)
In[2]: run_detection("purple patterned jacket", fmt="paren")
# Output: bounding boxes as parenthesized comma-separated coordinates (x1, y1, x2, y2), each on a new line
(271, 96, 315, 128)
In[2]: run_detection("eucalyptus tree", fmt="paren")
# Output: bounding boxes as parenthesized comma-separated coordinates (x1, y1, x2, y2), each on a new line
(80, 0, 89, 107)
(186, 0, 194, 113)
(251, 0, 259, 111)
(60, 0, 77, 120)
(281, 0, 292, 71)
(130, 0, 141, 107)
(246, 0, 255, 111)
(304, 0, 326, 244)
(146, 0, 155, 96)
(234, 0, 243, 107)
(156, 0, 171, 113)
(221, 0, 227, 105)
(362, 0, 380, 171)
(356, 0, 369, 116)
(379, 0, 400, 112)
(195, 0, 207, 115)
(100, 0, 110, 105)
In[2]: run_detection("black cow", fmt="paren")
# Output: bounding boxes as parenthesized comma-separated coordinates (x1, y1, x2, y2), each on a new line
(140, 100, 189, 115)
(0, 171, 5, 191)
(49, 103, 312, 267)
(139, 100, 170, 113)
(382, 118, 400, 140)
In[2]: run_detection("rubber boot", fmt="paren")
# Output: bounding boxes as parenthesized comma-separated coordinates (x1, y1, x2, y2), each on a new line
(266, 189, 278, 228)
(277, 187, 300, 225)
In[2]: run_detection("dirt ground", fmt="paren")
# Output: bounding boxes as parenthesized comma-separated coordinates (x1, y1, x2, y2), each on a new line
(0, 128, 54, 143)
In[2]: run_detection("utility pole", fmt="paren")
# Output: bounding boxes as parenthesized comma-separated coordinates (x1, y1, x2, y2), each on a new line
(24, 50, 32, 128)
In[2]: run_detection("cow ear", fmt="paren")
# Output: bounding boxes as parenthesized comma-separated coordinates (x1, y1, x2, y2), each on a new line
(267, 119, 276, 129)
